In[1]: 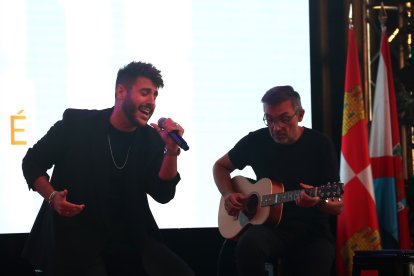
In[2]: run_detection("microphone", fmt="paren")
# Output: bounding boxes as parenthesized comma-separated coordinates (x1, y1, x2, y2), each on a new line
(158, 118, 189, 151)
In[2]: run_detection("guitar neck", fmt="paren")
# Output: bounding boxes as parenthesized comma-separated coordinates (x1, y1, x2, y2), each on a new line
(261, 187, 318, 207)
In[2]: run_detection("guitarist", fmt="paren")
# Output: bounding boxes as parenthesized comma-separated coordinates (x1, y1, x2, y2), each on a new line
(213, 85, 344, 276)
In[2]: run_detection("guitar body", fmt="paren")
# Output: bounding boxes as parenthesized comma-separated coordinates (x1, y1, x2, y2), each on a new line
(218, 176, 284, 239)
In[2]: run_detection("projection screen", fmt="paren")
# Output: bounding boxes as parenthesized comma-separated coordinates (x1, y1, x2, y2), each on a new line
(0, 0, 311, 233)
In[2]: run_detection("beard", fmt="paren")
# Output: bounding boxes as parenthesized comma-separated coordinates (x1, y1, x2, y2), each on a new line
(121, 94, 152, 127)
(270, 129, 292, 144)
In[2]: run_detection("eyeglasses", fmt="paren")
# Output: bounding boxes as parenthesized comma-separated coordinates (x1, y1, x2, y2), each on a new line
(263, 112, 297, 127)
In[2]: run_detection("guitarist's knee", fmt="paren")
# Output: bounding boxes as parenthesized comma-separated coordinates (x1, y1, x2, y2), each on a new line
(235, 226, 271, 261)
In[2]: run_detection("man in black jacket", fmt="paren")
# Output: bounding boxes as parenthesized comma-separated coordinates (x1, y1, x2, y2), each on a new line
(22, 61, 194, 276)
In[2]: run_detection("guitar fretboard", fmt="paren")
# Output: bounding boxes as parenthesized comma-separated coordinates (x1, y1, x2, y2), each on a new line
(260, 182, 343, 207)
(261, 188, 318, 207)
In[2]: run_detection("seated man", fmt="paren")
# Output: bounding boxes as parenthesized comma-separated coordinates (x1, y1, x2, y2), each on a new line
(213, 85, 344, 276)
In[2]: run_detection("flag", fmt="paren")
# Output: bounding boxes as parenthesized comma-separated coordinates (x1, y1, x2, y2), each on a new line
(336, 26, 382, 276)
(369, 27, 411, 249)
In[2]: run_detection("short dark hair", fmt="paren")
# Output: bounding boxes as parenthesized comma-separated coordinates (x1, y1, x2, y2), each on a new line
(261, 85, 303, 111)
(115, 61, 164, 90)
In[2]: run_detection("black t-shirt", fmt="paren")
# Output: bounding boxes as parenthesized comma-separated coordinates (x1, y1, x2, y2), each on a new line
(107, 124, 136, 242)
(228, 127, 339, 240)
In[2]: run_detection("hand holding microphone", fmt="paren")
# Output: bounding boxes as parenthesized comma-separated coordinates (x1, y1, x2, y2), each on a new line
(152, 117, 189, 151)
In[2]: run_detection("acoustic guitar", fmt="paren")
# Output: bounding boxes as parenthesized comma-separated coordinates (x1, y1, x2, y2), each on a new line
(218, 175, 344, 239)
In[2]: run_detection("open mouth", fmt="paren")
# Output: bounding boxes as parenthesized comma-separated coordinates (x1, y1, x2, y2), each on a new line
(139, 105, 153, 116)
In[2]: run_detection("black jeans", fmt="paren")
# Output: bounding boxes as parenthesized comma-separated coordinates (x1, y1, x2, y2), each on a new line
(217, 225, 335, 276)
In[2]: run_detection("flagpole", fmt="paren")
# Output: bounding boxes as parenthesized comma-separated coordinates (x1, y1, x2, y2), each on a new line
(362, 0, 372, 123)
(378, 2, 388, 31)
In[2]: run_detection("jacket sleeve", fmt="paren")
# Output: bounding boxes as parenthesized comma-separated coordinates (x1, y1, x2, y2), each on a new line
(148, 173, 181, 204)
(144, 128, 181, 204)
(22, 111, 69, 190)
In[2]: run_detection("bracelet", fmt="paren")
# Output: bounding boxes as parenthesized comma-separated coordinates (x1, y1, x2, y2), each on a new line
(164, 147, 181, 156)
(48, 191, 57, 204)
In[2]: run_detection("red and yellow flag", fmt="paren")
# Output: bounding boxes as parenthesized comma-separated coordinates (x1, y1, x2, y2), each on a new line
(336, 26, 382, 276)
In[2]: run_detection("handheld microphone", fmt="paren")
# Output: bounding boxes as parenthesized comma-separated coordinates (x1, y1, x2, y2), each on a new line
(157, 118, 189, 151)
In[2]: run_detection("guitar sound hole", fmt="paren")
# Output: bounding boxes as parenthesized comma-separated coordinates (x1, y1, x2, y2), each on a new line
(243, 193, 259, 219)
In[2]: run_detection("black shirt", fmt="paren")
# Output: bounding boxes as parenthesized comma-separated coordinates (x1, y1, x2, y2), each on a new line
(228, 127, 339, 240)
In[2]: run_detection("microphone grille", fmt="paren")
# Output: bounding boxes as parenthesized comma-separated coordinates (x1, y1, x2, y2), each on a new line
(157, 117, 166, 127)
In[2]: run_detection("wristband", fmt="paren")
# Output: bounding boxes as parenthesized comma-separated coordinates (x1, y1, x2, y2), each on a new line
(48, 191, 57, 204)
(164, 147, 181, 156)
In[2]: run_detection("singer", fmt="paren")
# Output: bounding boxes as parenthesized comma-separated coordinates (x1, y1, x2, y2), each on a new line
(22, 61, 194, 276)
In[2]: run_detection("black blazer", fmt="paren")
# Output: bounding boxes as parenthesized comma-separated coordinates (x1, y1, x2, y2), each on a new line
(22, 108, 180, 273)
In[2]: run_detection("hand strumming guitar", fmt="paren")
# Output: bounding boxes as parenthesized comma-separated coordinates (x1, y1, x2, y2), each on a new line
(224, 192, 249, 217)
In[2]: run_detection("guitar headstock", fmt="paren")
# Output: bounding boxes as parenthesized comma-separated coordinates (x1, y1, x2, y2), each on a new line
(317, 182, 344, 200)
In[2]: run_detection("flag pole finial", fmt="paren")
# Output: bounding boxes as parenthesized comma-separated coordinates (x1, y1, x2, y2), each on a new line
(378, 2, 388, 29)
(348, 3, 353, 29)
